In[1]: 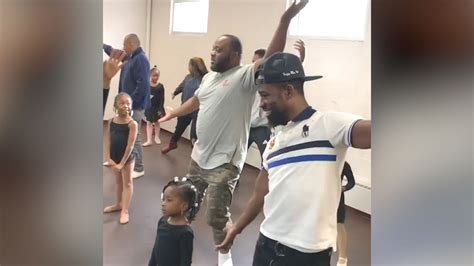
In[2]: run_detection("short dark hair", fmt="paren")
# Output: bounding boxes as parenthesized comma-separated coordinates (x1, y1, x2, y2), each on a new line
(221, 34, 242, 55)
(278, 79, 305, 96)
(254, 48, 266, 58)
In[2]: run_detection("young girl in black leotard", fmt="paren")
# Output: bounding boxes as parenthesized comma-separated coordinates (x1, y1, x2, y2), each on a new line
(143, 66, 165, 146)
(104, 92, 138, 224)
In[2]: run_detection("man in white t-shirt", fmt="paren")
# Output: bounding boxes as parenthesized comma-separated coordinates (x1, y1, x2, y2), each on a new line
(216, 52, 371, 266)
(159, 2, 309, 265)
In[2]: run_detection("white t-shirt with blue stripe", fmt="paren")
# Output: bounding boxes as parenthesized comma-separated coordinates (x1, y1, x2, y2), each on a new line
(260, 110, 362, 253)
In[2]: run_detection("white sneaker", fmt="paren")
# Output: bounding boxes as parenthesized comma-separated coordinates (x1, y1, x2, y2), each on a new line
(337, 258, 348, 266)
(132, 170, 145, 179)
(218, 250, 233, 266)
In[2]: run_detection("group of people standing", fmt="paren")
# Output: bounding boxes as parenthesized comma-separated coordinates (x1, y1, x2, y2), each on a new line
(102, 1, 370, 265)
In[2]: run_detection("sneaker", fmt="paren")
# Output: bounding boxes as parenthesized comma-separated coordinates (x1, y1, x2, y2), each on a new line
(132, 170, 145, 179)
(218, 250, 233, 266)
(142, 141, 153, 147)
(154, 136, 161, 144)
(337, 258, 348, 266)
(161, 142, 177, 154)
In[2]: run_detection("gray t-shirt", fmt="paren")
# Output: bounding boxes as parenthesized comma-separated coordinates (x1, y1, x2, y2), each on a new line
(192, 64, 256, 171)
(250, 93, 268, 128)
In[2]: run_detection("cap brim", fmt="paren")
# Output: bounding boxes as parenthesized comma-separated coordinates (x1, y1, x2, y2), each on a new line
(302, 75, 323, 81)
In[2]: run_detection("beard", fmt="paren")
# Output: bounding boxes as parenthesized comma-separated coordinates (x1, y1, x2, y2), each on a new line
(210, 55, 231, 73)
(267, 108, 289, 127)
(210, 61, 225, 72)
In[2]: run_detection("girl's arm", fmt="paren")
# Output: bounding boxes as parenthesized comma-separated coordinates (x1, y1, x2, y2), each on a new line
(116, 120, 138, 169)
(148, 234, 159, 266)
(104, 119, 115, 166)
(158, 84, 165, 111)
(178, 230, 193, 266)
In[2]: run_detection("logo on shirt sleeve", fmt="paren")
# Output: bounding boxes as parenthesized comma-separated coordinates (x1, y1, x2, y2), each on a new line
(268, 138, 276, 150)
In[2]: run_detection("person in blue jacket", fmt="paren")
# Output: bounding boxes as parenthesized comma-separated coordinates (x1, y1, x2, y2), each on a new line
(103, 33, 150, 179)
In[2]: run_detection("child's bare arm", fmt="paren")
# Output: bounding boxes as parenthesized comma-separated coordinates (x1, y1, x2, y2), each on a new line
(104, 119, 115, 166)
(117, 120, 138, 168)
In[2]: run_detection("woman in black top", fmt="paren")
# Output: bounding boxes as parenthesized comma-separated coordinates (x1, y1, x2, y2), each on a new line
(143, 66, 165, 146)
(161, 57, 208, 154)
(337, 162, 355, 266)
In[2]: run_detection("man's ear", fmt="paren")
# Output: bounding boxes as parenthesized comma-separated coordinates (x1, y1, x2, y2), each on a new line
(231, 51, 240, 62)
(284, 83, 296, 100)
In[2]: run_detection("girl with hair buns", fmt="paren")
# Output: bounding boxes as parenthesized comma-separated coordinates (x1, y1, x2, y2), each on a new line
(149, 177, 201, 266)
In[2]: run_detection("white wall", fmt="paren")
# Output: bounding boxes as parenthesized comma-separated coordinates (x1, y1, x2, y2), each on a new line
(103, 0, 149, 119)
(104, 0, 372, 213)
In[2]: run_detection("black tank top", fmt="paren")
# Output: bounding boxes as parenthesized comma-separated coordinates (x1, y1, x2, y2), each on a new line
(110, 119, 135, 164)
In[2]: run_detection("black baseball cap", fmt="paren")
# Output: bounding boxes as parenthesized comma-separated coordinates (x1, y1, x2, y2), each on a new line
(255, 52, 322, 85)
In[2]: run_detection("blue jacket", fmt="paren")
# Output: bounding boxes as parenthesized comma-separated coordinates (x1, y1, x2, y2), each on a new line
(172, 74, 203, 104)
(103, 44, 151, 110)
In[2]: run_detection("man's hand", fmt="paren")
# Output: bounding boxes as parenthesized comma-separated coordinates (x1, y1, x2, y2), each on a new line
(158, 106, 175, 123)
(281, 0, 309, 23)
(103, 49, 127, 88)
(294, 39, 306, 63)
(215, 223, 240, 252)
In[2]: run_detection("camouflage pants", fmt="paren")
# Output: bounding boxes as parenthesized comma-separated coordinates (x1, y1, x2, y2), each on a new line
(187, 160, 239, 246)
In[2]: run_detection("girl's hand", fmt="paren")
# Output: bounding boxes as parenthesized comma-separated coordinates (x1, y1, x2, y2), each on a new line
(113, 163, 124, 172)
(106, 158, 116, 167)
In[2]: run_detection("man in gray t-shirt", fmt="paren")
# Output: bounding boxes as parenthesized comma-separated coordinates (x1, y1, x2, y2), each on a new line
(159, 2, 308, 265)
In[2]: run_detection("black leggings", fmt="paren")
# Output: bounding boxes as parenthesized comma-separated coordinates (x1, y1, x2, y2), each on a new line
(170, 111, 197, 143)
